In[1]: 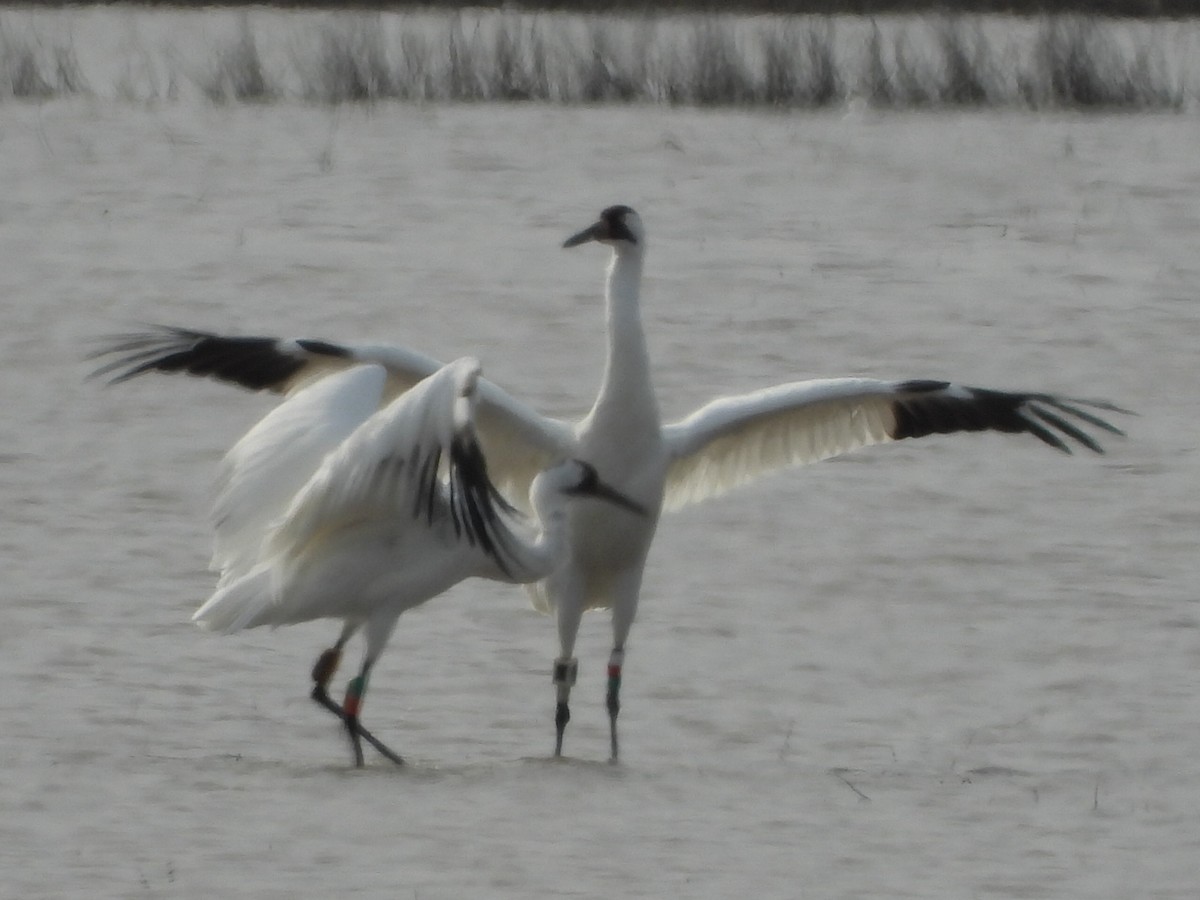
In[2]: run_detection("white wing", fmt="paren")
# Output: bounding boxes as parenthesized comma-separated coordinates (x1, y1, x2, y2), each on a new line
(196, 358, 521, 634)
(211, 364, 387, 582)
(267, 358, 477, 559)
(661, 378, 1126, 512)
(93, 326, 574, 506)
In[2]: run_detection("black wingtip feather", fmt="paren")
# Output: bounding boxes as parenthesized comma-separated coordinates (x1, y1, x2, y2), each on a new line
(88, 325, 309, 392)
(445, 433, 520, 578)
(1041, 397, 1129, 436)
(890, 383, 1128, 454)
(1028, 406, 1102, 454)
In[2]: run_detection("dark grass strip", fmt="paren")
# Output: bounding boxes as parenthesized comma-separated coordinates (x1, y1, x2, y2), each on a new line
(0, 12, 1189, 109)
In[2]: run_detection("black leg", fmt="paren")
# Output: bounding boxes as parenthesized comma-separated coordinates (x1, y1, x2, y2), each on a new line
(341, 667, 404, 767)
(606, 679, 620, 761)
(310, 645, 349, 725)
(554, 702, 570, 757)
(552, 657, 578, 758)
(360, 729, 405, 766)
(311, 646, 343, 689)
(342, 675, 367, 768)
(309, 646, 404, 766)
(606, 649, 623, 762)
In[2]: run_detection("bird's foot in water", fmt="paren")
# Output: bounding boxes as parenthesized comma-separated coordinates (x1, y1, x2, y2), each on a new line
(308, 655, 404, 767)
(309, 683, 404, 766)
(553, 701, 571, 757)
(552, 657, 578, 757)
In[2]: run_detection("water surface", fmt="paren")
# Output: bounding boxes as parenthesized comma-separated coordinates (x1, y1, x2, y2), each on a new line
(3, 100, 1198, 898)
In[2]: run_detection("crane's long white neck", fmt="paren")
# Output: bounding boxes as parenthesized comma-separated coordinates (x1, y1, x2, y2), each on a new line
(588, 246, 658, 430)
(502, 483, 571, 581)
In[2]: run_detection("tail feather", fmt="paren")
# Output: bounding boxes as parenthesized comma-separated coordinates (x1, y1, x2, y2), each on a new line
(192, 565, 275, 634)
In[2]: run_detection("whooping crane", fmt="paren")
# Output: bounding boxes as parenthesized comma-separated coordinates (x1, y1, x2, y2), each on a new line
(190, 357, 645, 766)
(93, 205, 1127, 761)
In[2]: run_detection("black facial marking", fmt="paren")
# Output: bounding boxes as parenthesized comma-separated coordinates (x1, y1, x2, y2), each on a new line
(572, 461, 600, 493)
(600, 205, 638, 244)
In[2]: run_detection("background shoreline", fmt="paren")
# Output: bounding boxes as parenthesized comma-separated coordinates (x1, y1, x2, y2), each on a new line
(2, 6, 1197, 108)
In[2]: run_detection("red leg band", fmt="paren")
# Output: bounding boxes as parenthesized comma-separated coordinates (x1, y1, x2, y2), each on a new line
(343, 676, 366, 718)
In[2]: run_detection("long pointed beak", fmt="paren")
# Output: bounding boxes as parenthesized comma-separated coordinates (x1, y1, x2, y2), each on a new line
(562, 221, 604, 249)
(577, 478, 649, 517)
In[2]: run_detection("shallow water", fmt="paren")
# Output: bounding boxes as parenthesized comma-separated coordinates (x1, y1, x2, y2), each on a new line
(3, 95, 1199, 898)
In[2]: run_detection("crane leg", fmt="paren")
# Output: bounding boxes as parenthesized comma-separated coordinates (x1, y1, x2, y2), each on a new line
(552, 657, 578, 757)
(310, 643, 347, 719)
(341, 672, 369, 768)
(340, 661, 405, 768)
(606, 648, 624, 762)
(309, 641, 403, 767)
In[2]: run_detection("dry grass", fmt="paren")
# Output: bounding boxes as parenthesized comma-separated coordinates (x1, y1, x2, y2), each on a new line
(0, 12, 1189, 110)
(1, 26, 86, 99)
(1020, 17, 1182, 108)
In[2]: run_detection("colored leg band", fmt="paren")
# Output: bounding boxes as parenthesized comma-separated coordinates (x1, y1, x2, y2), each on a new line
(311, 647, 342, 686)
(607, 664, 622, 689)
(607, 662, 621, 718)
(607, 649, 624, 697)
(343, 676, 367, 718)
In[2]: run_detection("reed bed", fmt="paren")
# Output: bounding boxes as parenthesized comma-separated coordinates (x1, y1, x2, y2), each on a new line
(0, 10, 1192, 109)
(0, 23, 86, 98)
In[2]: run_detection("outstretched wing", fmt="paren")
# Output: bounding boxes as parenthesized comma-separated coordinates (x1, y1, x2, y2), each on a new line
(91, 325, 575, 505)
(91, 326, 441, 396)
(661, 378, 1128, 512)
(212, 364, 388, 583)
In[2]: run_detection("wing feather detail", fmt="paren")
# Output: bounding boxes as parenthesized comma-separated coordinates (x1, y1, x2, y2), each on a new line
(266, 360, 471, 561)
(211, 364, 387, 583)
(265, 358, 523, 577)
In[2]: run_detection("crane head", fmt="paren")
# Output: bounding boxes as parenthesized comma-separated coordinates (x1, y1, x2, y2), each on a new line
(562, 206, 643, 250)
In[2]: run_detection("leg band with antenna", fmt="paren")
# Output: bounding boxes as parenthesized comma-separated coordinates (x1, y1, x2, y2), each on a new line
(552, 657, 578, 689)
